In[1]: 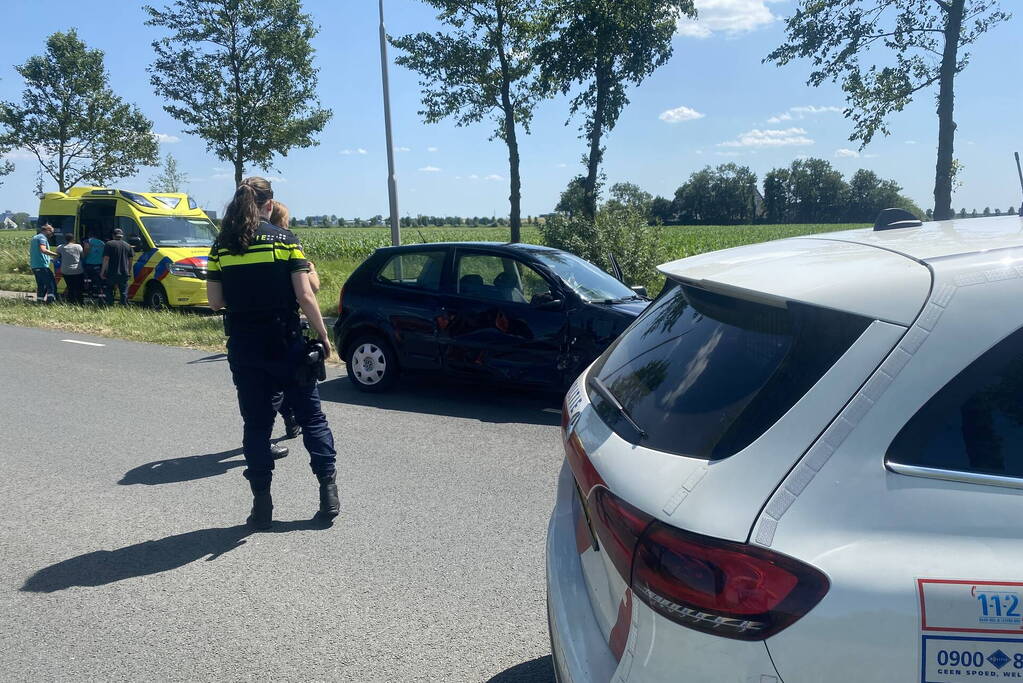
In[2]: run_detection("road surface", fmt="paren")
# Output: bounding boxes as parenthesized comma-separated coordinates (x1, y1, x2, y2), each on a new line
(0, 324, 563, 682)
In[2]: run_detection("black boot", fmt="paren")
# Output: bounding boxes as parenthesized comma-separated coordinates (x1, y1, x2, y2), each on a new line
(246, 475, 273, 530)
(283, 414, 302, 439)
(316, 473, 340, 520)
(271, 443, 289, 460)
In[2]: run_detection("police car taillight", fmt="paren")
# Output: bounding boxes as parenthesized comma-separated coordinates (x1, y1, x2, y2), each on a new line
(631, 521, 829, 640)
(566, 416, 829, 641)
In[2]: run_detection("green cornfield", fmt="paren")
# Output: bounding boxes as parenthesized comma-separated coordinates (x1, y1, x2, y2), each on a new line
(0, 223, 867, 302)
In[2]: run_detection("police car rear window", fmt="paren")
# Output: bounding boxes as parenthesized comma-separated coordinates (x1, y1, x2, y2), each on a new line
(588, 281, 870, 460)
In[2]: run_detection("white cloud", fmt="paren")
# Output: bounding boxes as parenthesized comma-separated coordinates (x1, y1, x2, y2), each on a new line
(340, 148, 368, 155)
(719, 127, 814, 148)
(265, 176, 288, 183)
(905, 140, 918, 145)
(3, 148, 37, 160)
(154, 133, 180, 144)
(556, 163, 568, 168)
(418, 165, 442, 173)
(211, 172, 233, 180)
(767, 105, 842, 124)
(677, 0, 783, 38)
(715, 150, 747, 157)
(395, 146, 411, 152)
(468, 174, 480, 180)
(484, 174, 504, 181)
(427, 146, 439, 152)
(835, 148, 860, 158)
(659, 105, 706, 123)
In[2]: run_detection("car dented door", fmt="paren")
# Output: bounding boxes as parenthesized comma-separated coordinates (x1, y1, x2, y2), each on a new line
(439, 250, 570, 387)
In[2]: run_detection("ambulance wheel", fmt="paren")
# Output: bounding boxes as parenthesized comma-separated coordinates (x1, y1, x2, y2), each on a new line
(345, 334, 398, 393)
(144, 282, 169, 310)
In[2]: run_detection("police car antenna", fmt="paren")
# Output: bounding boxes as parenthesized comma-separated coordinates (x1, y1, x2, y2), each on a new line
(1015, 152, 1023, 208)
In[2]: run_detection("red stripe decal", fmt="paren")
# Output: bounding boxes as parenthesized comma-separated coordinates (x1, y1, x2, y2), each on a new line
(128, 267, 154, 299)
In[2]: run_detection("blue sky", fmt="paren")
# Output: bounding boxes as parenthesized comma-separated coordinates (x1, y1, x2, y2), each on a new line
(1, 0, 1020, 219)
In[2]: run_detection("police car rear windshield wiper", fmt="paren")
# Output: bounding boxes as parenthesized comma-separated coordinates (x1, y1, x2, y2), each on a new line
(589, 375, 647, 439)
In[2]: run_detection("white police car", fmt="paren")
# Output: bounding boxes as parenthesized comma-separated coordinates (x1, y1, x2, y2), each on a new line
(547, 212, 1023, 682)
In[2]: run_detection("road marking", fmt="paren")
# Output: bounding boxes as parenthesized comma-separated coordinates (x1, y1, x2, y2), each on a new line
(60, 339, 105, 347)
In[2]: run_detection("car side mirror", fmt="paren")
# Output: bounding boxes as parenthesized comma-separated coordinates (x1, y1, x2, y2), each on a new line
(630, 285, 648, 298)
(127, 236, 143, 251)
(535, 298, 564, 311)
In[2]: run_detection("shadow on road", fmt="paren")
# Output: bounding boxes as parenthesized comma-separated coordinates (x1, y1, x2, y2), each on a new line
(119, 447, 246, 485)
(187, 353, 228, 364)
(486, 656, 555, 682)
(22, 520, 329, 593)
(318, 375, 562, 427)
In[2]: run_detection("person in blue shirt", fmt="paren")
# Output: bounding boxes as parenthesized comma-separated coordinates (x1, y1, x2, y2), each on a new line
(29, 223, 57, 303)
(82, 229, 107, 298)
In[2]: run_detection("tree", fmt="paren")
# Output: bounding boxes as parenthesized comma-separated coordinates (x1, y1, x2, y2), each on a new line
(150, 153, 190, 192)
(846, 169, 903, 221)
(555, 175, 592, 217)
(788, 158, 849, 223)
(983, 206, 991, 216)
(11, 212, 31, 229)
(604, 182, 653, 217)
(648, 195, 674, 225)
(674, 164, 758, 225)
(536, 0, 696, 219)
(0, 30, 158, 192)
(145, 0, 332, 186)
(393, 0, 540, 243)
(1010, 207, 1017, 216)
(763, 168, 793, 223)
(767, 0, 1011, 221)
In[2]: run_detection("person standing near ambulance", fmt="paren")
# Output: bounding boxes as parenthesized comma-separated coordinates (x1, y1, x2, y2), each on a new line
(206, 177, 339, 530)
(29, 222, 58, 303)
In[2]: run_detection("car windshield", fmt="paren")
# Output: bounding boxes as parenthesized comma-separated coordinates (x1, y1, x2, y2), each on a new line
(531, 250, 637, 303)
(140, 216, 219, 247)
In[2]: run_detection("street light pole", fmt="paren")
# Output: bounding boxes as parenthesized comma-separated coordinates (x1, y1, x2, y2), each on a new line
(379, 0, 401, 247)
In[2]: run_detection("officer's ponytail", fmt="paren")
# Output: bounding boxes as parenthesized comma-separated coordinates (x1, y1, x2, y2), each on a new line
(220, 177, 273, 254)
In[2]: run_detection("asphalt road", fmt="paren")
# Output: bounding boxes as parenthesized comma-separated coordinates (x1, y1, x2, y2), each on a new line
(0, 324, 564, 682)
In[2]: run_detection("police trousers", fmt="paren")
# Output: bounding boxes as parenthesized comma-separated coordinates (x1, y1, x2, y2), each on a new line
(227, 330, 336, 481)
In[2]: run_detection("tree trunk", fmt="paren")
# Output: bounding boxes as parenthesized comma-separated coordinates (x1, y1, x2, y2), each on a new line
(234, 155, 243, 187)
(933, 0, 964, 221)
(583, 67, 608, 222)
(495, 2, 522, 243)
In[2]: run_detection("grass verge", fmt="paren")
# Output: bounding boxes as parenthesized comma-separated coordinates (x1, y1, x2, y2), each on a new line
(0, 299, 226, 351)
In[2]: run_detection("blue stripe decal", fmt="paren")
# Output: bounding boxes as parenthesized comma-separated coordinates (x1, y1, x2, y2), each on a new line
(133, 249, 158, 278)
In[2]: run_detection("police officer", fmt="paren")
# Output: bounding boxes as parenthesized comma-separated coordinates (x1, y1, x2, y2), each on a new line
(206, 177, 339, 529)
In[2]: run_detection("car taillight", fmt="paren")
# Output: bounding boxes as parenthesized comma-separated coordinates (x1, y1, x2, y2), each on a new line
(631, 522, 829, 640)
(589, 487, 653, 580)
(562, 401, 828, 640)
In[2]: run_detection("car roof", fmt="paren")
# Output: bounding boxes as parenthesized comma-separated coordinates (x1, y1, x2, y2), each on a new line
(375, 241, 561, 255)
(801, 214, 1023, 262)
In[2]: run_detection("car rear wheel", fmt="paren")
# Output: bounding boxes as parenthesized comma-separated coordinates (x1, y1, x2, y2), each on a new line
(144, 282, 169, 310)
(346, 334, 398, 392)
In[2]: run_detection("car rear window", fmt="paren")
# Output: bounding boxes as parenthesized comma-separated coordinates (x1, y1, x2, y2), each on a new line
(887, 325, 1023, 479)
(375, 251, 446, 291)
(587, 281, 870, 460)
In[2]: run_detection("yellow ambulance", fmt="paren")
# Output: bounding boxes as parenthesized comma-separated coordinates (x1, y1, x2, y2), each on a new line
(38, 187, 218, 308)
